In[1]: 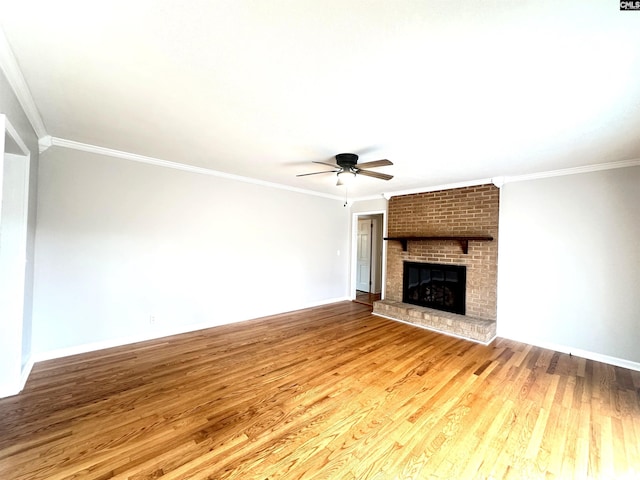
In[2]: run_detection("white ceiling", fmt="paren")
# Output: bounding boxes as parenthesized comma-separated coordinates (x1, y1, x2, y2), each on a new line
(1, 0, 639, 199)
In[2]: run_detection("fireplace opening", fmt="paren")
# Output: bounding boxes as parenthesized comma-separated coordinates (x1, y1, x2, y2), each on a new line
(403, 262, 466, 315)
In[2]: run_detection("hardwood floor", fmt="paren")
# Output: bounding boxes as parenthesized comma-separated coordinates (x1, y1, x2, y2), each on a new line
(1, 302, 639, 479)
(354, 290, 382, 306)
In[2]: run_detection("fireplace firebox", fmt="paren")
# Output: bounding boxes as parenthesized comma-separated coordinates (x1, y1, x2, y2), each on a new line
(403, 262, 466, 315)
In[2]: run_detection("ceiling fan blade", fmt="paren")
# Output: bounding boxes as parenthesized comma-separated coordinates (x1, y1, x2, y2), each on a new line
(312, 160, 339, 168)
(357, 169, 394, 181)
(296, 170, 338, 177)
(356, 159, 393, 169)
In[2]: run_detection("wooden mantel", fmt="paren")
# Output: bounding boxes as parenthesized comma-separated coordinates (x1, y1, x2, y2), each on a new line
(383, 235, 494, 254)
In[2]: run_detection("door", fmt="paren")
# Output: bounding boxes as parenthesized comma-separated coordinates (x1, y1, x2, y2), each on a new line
(356, 218, 372, 292)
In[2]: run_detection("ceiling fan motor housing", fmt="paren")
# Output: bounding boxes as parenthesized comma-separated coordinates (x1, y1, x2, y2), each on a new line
(336, 153, 359, 169)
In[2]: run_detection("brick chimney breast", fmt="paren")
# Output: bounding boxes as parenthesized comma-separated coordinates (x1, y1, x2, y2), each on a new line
(385, 184, 499, 321)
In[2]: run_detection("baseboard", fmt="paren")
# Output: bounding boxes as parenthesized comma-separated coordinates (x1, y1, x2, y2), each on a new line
(20, 357, 34, 390)
(282, 296, 350, 312)
(498, 333, 640, 372)
(0, 385, 20, 399)
(0, 357, 35, 398)
(33, 297, 350, 363)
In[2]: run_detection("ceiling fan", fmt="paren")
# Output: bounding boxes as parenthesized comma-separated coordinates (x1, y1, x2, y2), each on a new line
(297, 153, 394, 186)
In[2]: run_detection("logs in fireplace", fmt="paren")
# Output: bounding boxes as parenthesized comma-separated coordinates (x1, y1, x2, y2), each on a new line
(403, 262, 466, 315)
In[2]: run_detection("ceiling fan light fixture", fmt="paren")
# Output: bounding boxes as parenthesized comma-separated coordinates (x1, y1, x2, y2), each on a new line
(297, 153, 393, 186)
(336, 170, 356, 186)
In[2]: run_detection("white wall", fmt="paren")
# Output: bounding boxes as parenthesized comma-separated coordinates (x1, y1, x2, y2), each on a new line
(350, 197, 387, 214)
(27, 144, 640, 370)
(498, 166, 640, 366)
(33, 147, 350, 356)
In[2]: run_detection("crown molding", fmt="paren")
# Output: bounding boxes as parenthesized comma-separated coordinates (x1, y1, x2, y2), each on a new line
(38, 134, 53, 153)
(350, 193, 389, 203)
(42, 136, 640, 203)
(48, 137, 344, 201)
(375, 158, 640, 200)
(501, 158, 640, 184)
(380, 178, 495, 200)
(0, 27, 47, 138)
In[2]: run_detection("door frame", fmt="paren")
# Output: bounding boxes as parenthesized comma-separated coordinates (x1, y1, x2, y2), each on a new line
(350, 209, 386, 300)
(355, 217, 374, 293)
(0, 115, 32, 398)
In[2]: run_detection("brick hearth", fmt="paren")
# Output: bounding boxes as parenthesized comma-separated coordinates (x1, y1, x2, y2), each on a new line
(375, 184, 499, 343)
(373, 300, 496, 344)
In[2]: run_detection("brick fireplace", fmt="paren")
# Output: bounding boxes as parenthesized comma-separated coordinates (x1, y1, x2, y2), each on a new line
(373, 184, 499, 343)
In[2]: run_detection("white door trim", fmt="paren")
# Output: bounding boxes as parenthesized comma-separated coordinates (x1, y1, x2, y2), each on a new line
(350, 210, 387, 301)
(0, 115, 32, 398)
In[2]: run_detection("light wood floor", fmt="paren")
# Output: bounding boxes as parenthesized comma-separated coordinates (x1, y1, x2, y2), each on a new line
(1, 302, 639, 479)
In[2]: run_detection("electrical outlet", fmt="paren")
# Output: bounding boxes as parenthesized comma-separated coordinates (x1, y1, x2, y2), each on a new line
(149, 315, 156, 325)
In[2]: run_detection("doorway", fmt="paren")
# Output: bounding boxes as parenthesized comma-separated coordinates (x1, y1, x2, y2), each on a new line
(351, 212, 385, 306)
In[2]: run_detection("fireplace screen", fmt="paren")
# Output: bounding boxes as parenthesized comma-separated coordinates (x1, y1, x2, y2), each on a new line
(403, 262, 466, 315)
